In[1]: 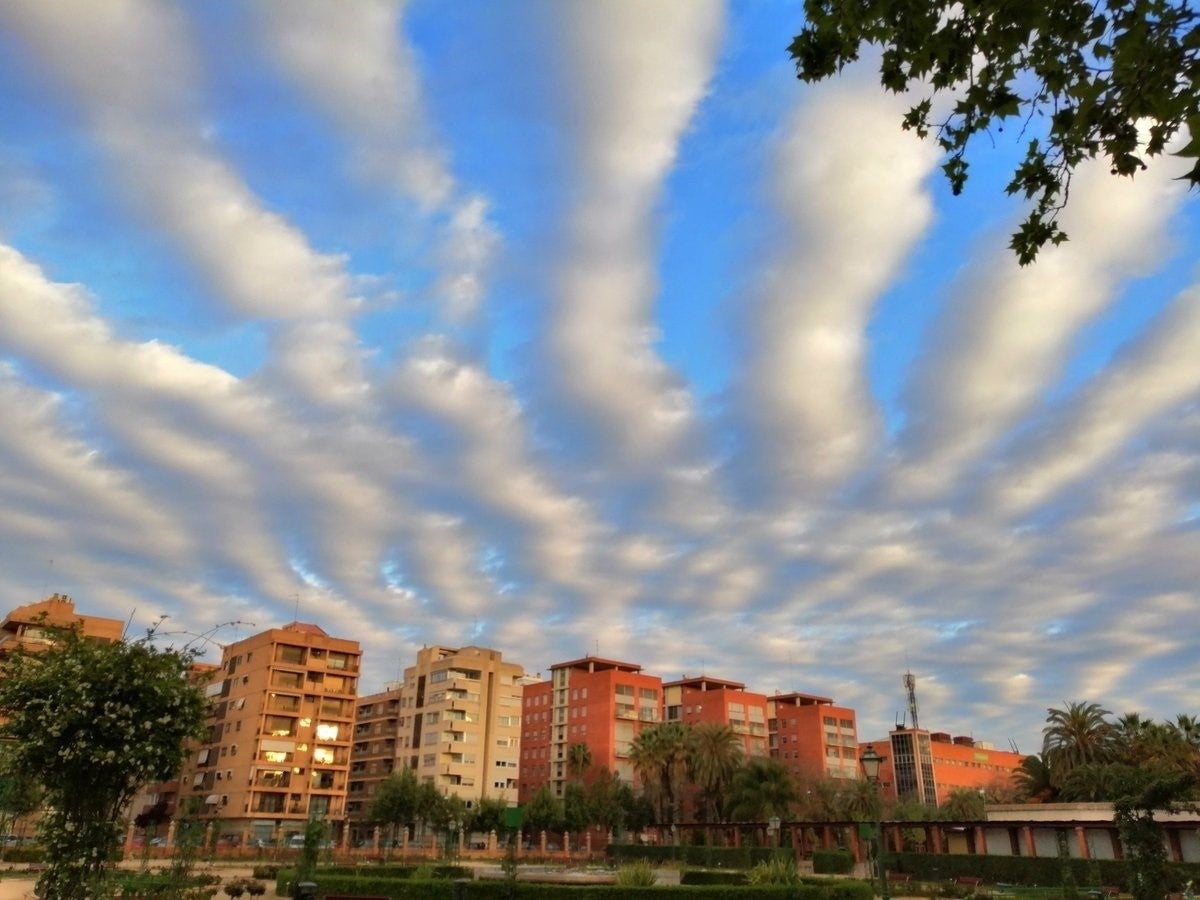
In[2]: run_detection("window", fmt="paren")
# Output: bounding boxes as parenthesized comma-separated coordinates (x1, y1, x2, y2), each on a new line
(276, 644, 306, 665)
(639, 688, 657, 700)
(498, 715, 519, 727)
(615, 684, 634, 697)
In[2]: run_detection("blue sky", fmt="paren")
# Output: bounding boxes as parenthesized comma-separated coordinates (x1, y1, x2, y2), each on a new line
(0, 0, 1197, 755)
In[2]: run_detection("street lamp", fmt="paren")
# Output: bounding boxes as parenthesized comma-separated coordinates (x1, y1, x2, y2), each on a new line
(860, 747, 890, 900)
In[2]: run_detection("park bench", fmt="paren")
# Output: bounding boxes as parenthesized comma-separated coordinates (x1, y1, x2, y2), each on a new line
(888, 872, 914, 884)
(955, 875, 985, 894)
(1085, 886, 1120, 899)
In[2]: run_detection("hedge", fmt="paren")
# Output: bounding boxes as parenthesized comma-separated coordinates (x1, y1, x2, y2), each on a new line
(273, 875, 877, 899)
(889, 852, 1200, 890)
(812, 850, 854, 875)
(680, 870, 748, 885)
(609, 844, 792, 868)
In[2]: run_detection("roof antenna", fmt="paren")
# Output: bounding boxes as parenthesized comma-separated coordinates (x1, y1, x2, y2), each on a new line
(292, 592, 300, 624)
(904, 670, 920, 731)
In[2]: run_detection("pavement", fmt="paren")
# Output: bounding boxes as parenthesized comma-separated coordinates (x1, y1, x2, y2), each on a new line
(0, 862, 264, 900)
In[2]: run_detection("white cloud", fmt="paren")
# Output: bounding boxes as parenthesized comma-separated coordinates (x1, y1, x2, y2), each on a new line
(734, 76, 938, 496)
(892, 151, 1191, 500)
(544, 1, 724, 465)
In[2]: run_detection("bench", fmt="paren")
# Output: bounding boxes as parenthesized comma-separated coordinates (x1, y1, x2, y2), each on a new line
(1085, 887, 1120, 899)
(955, 875, 985, 894)
(887, 872, 913, 884)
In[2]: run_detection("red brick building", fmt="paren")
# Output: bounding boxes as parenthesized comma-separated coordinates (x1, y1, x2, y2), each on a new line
(768, 692, 860, 780)
(519, 656, 663, 801)
(860, 728, 1025, 806)
(663, 675, 769, 758)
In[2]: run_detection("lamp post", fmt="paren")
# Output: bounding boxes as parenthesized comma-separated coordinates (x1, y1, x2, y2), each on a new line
(860, 746, 890, 900)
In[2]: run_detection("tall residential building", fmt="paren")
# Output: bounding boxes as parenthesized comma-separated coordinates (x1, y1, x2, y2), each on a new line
(663, 675, 769, 758)
(519, 656, 663, 802)
(0, 594, 123, 656)
(177, 622, 361, 846)
(346, 683, 402, 838)
(862, 728, 1026, 807)
(768, 692, 860, 781)
(398, 646, 526, 802)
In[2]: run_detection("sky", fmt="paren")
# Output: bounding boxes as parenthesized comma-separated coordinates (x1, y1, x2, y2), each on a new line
(0, 0, 1197, 757)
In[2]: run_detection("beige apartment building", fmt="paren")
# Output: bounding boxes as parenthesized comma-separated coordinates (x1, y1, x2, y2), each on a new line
(345, 645, 525, 841)
(177, 622, 361, 846)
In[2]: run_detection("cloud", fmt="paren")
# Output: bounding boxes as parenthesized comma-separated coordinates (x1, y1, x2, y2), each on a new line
(255, 0, 497, 318)
(1, 0, 357, 320)
(732, 75, 939, 498)
(891, 151, 1191, 500)
(542, 1, 724, 466)
(983, 284, 1200, 517)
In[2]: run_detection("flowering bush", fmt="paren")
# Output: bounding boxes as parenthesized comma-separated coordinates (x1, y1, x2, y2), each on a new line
(0, 625, 207, 899)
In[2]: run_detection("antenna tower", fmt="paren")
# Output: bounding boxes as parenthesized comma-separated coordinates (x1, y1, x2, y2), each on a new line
(904, 670, 920, 731)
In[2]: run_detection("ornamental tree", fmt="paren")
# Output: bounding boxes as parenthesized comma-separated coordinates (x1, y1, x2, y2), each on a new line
(789, 0, 1199, 263)
(0, 625, 207, 899)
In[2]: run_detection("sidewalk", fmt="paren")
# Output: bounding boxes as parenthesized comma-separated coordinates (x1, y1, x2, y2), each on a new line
(0, 861, 263, 900)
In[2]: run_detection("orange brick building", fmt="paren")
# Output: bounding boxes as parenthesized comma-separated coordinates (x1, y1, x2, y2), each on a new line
(769, 692, 860, 780)
(177, 622, 361, 846)
(0, 594, 123, 655)
(663, 675, 769, 758)
(519, 656, 663, 801)
(860, 727, 1025, 807)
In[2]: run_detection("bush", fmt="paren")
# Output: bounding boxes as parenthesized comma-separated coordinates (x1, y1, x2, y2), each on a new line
(609, 843, 791, 869)
(747, 857, 802, 885)
(812, 849, 855, 874)
(890, 852, 1200, 889)
(679, 870, 748, 885)
(614, 860, 657, 887)
(250, 864, 279, 880)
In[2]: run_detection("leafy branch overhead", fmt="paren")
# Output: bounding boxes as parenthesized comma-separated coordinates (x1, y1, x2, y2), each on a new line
(789, 0, 1200, 264)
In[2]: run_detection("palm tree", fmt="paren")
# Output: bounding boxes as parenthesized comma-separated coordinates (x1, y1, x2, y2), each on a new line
(1014, 752, 1057, 802)
(940, 788, 985, 821)
(628, 723, 690, 824)
(687, 723, 743, 822)
(727, 758, 798, 822)
(1042, 701, 1115, 786)
(566, 742, 593, 783)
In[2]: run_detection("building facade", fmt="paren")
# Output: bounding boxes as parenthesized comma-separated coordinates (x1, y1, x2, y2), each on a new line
(768, 692, 860, 781)
(862, 728, 1025, 806)
(176, 622, 361, 846)
(394, 645, 526, 804)
(0, 594, 123, 656)
(346, 683, 402, 836)
(519, 656, 663, 802)
(663, 675, 769, 759)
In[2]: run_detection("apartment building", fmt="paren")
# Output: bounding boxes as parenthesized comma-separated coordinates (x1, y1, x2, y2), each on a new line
(396, 646, 526, 804)
(768, 692, 860, 781)
(519, 656, 663, 802)
(663, 675, 769, 758)
(177, 622, 361, 846)
(861, 728, 1025, 807)
(345, 683, 402, 837)
(0, 594, 123, 656)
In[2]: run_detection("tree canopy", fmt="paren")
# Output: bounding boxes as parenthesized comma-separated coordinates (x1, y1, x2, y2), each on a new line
(789, 0, 1200, 263)
(0, 625, 207, 899)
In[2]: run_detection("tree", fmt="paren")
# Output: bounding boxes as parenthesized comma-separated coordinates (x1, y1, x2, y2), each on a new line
(566, 743, 593, 784)
(788, 0, 1200, 264)
(584, 767, 628, 836)
(523, 785, 563, 836)
(370, 768, 420, 846)
(727, 758, 799, 822)
(1014, 752, 1058, 803)
(0, 625, 207, 899)
(939, 788, 986, 821)
(628, 723, 691, 824)
(1042, 701, 1116, 786)
(469, 797, 510, 838)
(687, 723, 743, 822)
(562, 781, 591, 834)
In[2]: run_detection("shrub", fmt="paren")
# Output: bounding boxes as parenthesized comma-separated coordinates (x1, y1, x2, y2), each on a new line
(679, 869, 747, 885)
(614, 860, 657, 887)
(748, 857, 802, 885)
(812, 849, 855, 874)
(250, 865, 279, 881)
